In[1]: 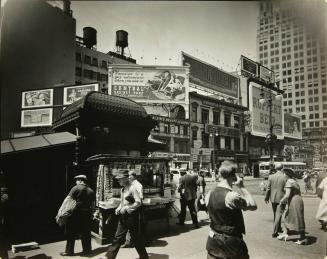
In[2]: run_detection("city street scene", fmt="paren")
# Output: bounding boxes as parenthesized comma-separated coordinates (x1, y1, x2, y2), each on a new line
(1, 0, 327, 259)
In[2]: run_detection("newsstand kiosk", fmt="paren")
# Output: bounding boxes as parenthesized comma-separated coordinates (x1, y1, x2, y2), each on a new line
(53, 92, 175, 244)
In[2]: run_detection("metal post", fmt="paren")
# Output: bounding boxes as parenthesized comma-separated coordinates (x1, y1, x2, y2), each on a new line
(268, 92, 274, 171)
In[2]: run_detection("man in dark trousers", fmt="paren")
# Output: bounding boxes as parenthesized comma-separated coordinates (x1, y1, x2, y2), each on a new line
(60, 174, 95, 256)
(177, 170, 199, 228)
(264, 162, 287, 238)
(105, 170, 148, 259)
(205, 161, 257, 259)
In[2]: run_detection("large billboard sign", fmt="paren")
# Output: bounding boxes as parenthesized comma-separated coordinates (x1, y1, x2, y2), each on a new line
(181, 52, 239, 98)
(284, 113, 302, 139)
(21, 108, 53, 127)
(241, 55, 259, 78)
(249, 82, 283, 139)
(109, 65, 189, 104)
(63, 83, 99, 105)
(22, 89, 53, 108)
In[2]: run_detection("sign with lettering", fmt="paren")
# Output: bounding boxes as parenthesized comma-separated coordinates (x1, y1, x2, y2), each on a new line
(249, 82, 283, 139)
(109, 65, 189, 105)
(182, 52, 239, 98)
(241, 56, 259, 78)
(284, 113, 302, 139)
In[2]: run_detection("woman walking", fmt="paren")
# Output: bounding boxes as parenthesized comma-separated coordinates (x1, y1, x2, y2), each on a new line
(277, 168, 307, 245)
(316, 175, 327, 230)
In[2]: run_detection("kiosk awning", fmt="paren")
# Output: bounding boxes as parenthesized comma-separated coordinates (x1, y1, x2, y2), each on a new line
(1, 132, 76, 155)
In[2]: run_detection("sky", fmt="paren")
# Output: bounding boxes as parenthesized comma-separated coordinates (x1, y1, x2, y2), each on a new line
(70, 1, 259, 71)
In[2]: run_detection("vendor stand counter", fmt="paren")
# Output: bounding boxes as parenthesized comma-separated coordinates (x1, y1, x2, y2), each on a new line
(85, 154, 177, 245)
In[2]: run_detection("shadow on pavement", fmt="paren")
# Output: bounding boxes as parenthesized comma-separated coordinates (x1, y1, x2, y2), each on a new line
(12, 254, 52, 259)
(147, 239, 168, 247)
(75, 246, 109, 257)
(285, 235, 317, 245)
(148, 253, 169, 258)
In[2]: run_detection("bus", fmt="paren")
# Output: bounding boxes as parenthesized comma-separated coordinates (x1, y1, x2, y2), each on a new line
(259, 161, 306, 179)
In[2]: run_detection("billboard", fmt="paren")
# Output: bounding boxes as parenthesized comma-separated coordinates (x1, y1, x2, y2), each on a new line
(63, 83, 99, 105)
(109, 65, 189, 104)
(241, 55, 258, 78)
(22, 89, 53, 108)
(249, 82, 283, 139)
(21, 108, 53, 127)
(284, 113, 302, 139)
(181, 52, 238, 98)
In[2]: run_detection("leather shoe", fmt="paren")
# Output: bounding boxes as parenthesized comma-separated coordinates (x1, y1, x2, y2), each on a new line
(272, 233, 278, 238)
(60, 252, 74, 256)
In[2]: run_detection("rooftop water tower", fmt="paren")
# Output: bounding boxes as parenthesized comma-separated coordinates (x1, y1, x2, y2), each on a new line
(116, 30, 128, 56)
(83, 27, 97, 49)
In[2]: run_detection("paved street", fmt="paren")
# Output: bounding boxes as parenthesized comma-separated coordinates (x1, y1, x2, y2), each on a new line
(8, 178, 326, 259)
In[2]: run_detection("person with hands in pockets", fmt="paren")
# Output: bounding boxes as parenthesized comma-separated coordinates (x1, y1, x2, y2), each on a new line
(105, 170, 149, 259)
(205, 161, 257, 259)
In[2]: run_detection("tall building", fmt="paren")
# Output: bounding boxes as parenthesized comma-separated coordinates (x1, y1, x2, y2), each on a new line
(257, 0, 327, 167)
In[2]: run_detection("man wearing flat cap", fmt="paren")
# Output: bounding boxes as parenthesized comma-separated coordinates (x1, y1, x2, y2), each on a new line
(60, 174, 95, 256)
(105, 170, 148, 259)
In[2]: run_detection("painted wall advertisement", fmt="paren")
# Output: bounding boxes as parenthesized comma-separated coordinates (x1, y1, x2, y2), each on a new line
(249, 83, 283, 139)
(109, 65, 189, 104)
(284, 113, 302, 139)
(21, 108, 53, 127)
(63, 83, 99, 105)
(181, 52, 239, 98)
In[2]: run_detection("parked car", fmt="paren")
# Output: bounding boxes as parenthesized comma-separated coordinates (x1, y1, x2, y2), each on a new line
(170, 168, 188, 186)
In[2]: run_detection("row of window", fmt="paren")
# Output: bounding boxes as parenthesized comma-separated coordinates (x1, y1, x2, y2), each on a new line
(75, 67, 108, 81)
(76, 53, 108, 68)
(154, 123, 189, 136)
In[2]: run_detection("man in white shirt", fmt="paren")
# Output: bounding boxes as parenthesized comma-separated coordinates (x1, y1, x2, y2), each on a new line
(205, 161, 257, 259)
(105, 170, 148, 259)
(122, 170, 144, 248)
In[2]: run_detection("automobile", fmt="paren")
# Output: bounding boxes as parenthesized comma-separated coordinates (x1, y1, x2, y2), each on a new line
(170, 168, 187, 186)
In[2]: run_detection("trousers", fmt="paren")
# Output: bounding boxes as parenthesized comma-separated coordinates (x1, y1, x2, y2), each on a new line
(179, 198, 198, 226)
(105, 211, 148, 259)
(272, 203, 284, 235)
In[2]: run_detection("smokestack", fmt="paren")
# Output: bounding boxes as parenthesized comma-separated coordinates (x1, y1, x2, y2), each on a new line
(63, 0, 72, 17)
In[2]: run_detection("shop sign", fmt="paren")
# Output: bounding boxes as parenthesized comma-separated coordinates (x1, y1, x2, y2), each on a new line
(249, 82, 283, 139)
(151, 114, 189, 125)
(192, 154, 198, 162)
(21, 108, 53, 127)
(182, 52, 239, 98)
(152, 152, 170, 158)
(109, 65, 189, 105)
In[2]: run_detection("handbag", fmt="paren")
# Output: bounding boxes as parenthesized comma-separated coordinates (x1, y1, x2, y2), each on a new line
(55, 196, 77, 227)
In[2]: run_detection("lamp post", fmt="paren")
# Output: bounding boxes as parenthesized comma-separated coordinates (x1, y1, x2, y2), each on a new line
(259, 83, 283, 172)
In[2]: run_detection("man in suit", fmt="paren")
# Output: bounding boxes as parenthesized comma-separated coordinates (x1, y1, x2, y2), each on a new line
(264, 162, 287, 238)
(177, 171, 199, 228)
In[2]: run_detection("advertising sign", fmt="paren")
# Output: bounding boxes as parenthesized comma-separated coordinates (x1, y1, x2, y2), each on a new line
(109, 65, 189, 104)
(284, 113, 302, 139)
(21, 108, 53, 127)
(241, 56, 259, 78)
(22, 89, 53, 108)
(249, 82, 283, 139)
(260, 66, 274, 83)
(181, 52, 238, 98)
(63, 83, 99, 105)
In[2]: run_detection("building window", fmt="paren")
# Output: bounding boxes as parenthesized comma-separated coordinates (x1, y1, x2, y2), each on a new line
(234, 115, 239, 129)
(191, 103, 198, 122)
(92, 58, 98, 67)
(214, 136, 220, 150)
(213, 110, 220, 125)
(183, 126, 188, 136)
(224, 113, 231, 127)
(192, 128, 197, 141)
(201, 109, 209, 124)
(202, 131, 209, 148)
(225, 136, 231, 150)
(234, 138, 240, 151)
(101, 60, 107, 68)
(164, 124, 169, 134)
(84, 55, 91, 65)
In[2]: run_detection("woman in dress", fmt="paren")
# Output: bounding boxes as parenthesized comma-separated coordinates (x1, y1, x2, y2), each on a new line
(316, 175, 327, 230)
(277, 168, 307, 245)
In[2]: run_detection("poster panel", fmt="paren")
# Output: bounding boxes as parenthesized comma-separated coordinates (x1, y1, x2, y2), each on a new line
(110, 66, 188, 104)
(21, 89, 53, 108)
(284, 113, 302, 139)
(63, 83, 99, 105)
(249, 82, 283, 139)
(182, 52, 238, 98)
(21, 108, 53, 127)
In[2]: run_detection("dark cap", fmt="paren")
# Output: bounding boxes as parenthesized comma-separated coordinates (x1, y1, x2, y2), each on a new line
(74, 174, 87, 181)
(115, 170, 129, 179)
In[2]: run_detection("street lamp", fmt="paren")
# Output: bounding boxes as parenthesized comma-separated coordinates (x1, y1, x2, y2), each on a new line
(259, 85, 283, 172)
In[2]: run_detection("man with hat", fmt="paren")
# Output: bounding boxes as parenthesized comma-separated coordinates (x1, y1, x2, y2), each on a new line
(60, 174, 95, 256)
(105, 170, 149, 259)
